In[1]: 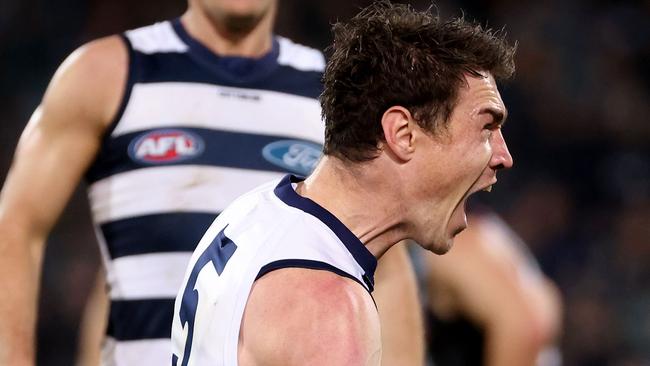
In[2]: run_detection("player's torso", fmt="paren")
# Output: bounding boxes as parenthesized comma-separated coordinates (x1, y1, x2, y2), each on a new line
(83, 19, 325, 365)
(171, 175, 377, 366)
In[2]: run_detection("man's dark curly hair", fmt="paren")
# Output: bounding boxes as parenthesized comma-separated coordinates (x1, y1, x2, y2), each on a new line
(321, 1, 516, 162)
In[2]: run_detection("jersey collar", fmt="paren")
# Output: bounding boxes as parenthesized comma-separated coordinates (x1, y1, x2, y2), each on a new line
(170, 18, 280, 83)
(273, 174, 377, 290)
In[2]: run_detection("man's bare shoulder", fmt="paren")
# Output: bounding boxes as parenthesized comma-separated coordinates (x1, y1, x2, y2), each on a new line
(59, 35, 127, 83)
(42, 34, 128, 129)
(239, 268, 381, 366)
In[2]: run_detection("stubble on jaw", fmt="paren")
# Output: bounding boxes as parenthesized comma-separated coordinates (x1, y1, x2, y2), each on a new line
(210, 2, 274, 36)
(219, 13, 263, 34)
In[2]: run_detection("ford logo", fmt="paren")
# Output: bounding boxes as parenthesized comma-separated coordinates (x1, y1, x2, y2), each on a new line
(262, 140, 323, 176)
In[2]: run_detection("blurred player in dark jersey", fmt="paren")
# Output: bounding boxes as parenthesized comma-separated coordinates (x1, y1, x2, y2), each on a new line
(422, 205, 563, 366)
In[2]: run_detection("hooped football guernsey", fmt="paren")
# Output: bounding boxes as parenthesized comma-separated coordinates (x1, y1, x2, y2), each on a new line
(171, 175, 377, 365)
(84, 19, 325, 365)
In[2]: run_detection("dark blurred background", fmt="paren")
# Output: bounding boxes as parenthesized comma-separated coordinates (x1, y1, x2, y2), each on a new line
(1, 0, 648, 365)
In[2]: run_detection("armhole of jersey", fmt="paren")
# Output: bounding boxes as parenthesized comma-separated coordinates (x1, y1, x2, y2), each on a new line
(103, 34, 137, 138)
(255, 259, 374, 297)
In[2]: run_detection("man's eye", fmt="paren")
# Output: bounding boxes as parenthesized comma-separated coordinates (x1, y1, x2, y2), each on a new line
(484, 121, 502, 130)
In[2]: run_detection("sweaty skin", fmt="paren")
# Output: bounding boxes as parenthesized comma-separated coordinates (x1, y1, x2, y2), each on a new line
(238, 268, 382, 366)
(406, 74, 512, 254)
(300, 73, 513, 257)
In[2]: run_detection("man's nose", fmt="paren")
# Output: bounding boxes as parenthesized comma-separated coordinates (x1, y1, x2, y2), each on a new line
(490, 129, 513, 170)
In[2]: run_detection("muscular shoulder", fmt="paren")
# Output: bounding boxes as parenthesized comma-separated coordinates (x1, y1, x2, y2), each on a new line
(67, 35, 127, 70)
(41, 35, 128, 130)
(239, 268, 381, 366)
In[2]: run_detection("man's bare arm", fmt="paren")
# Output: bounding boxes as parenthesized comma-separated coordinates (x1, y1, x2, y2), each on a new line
(76, 268, 108, 366)
(0, 36, 127, 365)
(239, 268, 382, 366)
(373, 243, 424, 366)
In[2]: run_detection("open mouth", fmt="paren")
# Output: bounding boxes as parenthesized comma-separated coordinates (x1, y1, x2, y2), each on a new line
(473, 176, 497, 195)
(450, 178, 498, 238)
(462, 178, 497, 214)
(466, 179, 496, 201)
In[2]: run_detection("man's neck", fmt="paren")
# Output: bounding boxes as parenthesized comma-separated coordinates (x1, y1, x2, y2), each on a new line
(298, 156, 409, 259)
(180, 5, 275, 58)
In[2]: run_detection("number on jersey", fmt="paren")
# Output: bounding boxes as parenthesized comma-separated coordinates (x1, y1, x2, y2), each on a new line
(173, 225, 237, 366)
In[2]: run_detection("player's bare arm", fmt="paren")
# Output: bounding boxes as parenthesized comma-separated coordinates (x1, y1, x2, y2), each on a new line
(239, 268, 381, 366)
(373, 243, 424, 366)
(75, 268, 108, 366)
(425, 215, 562, 366)
(0, 35, 127, 365)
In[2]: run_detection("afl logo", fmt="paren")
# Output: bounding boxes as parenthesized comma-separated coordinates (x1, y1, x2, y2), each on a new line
(128, 129, 205, 164)
(262, 140, 323, 176)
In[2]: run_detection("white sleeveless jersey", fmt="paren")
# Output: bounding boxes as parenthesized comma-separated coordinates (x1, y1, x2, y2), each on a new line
(83, 19, 326, 365)
(171, 175, 377, 366)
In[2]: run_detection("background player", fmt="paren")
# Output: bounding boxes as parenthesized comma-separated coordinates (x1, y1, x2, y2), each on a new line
(421, 209, 563, 365)
(171, 2, 517, 364)
(0, 0, 422, 364)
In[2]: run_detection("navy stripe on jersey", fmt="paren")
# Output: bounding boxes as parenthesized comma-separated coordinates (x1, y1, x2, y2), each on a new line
(256, 259, 373, 293)
(101, 213, 217, 259)
(133, 52, 322, 99)
(107, 299, 174, 340)
(274, 175, 377, 290)
(104, 35, 138, 137)
(86, 128, 323, 183)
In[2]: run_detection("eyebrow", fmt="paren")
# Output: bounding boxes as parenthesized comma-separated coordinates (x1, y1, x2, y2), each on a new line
(481, 107, 507, 126)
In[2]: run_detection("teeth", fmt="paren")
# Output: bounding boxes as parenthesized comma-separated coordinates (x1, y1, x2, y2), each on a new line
(483, 185, 492, 192)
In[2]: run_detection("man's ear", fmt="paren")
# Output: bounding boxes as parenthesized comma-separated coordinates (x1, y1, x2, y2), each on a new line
(381, 106, 416, 162)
